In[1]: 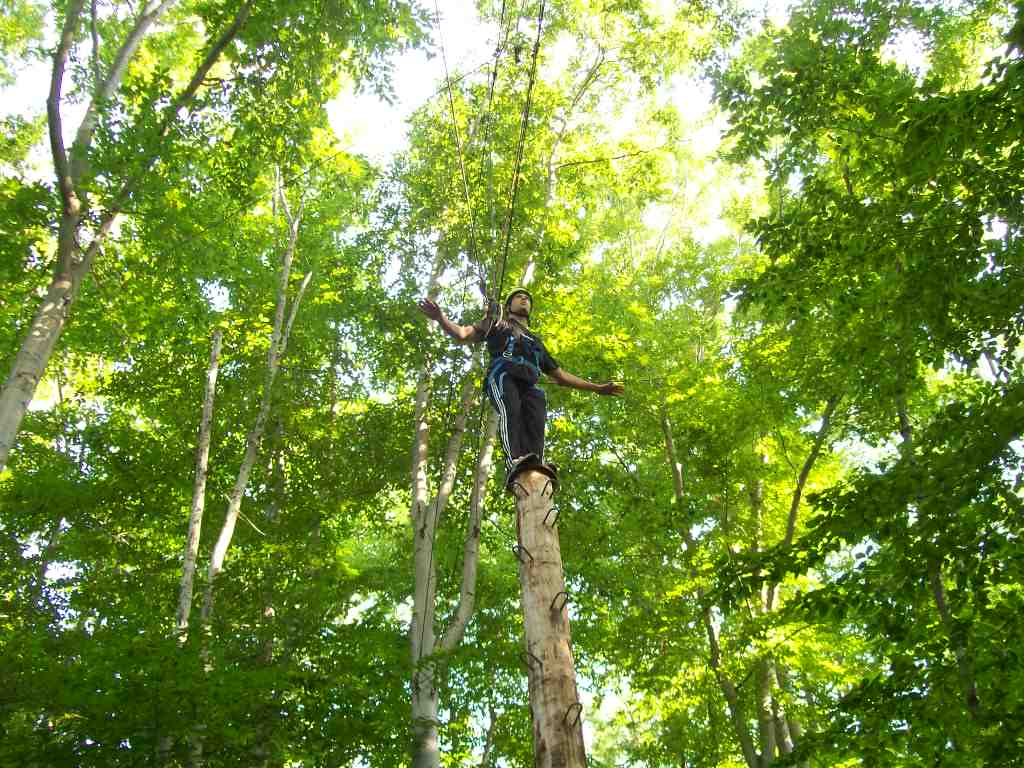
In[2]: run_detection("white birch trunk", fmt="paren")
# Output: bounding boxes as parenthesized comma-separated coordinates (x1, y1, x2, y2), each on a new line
(175, 330, 223, 639)
(411, 375, 476, 768)
(190, 196, 309, 768)
(201, 203, 308, 624)
(409, 251, 494, 766)
(440, 409, 497, 651)
(409, 256, 444, 768)
(0, 0, 252, 473)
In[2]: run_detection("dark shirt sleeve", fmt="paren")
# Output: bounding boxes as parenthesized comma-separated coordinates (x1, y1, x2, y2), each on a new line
(470, 317, 502, 343)
(539, 341, 559, 374)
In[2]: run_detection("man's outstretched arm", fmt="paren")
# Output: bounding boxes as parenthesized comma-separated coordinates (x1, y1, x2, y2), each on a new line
(417, 298, 478, 345)
(548, 367, 624, 396)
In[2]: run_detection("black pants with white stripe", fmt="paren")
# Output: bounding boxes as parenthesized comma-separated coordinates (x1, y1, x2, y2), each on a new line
(484, 364, 547, 471)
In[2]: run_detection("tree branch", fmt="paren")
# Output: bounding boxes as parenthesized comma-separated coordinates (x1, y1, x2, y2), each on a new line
(71, 0, 181, 184)
(101, 0, 252, 219)
(48, 0, 88, 210)
(440, 408, 497, 651)
(784, 395, 839, 548)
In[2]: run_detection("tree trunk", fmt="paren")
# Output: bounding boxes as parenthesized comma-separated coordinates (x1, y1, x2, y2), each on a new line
(661, 405, 759, 768)
(201, 206, 309, 624)
(0, 0, 251, 474)
(410, 375, 477, 768)
(514, 468, 587, 768)
(0, 268, 87, 470)
(191, 193, 309, 768)
(176, 330, 223, 639)
(755, 659, 777, 766)
(157, 330, 222, 765)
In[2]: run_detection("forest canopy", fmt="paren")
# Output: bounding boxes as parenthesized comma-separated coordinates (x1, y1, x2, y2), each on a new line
(1, 0, 1021, 765)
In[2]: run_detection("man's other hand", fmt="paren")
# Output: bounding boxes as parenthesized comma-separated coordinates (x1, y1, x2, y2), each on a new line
(596, 382, 625, 396)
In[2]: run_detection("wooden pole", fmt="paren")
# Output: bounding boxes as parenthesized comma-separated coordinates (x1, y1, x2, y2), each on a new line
(513, 468, 586, 768)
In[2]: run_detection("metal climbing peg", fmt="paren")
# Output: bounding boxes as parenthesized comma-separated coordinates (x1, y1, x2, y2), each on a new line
(512, 544, 534, 564)
(519, 650, 543, 671)
(543, 506, 560, 526)
(550, 591, 569, 613)
(563, 702, 583, 727)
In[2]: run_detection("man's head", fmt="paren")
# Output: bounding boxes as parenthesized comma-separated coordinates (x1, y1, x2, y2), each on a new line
(504, 288, 533, 320)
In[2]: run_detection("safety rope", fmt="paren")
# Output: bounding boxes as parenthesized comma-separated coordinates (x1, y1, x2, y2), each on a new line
(494, 0, 546, 304)
(432, 0, 487, 298)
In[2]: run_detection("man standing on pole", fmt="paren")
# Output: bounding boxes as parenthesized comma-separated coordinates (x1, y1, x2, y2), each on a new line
(418, 288, 624, 488)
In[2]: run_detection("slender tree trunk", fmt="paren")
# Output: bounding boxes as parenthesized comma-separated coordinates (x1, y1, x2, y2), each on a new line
(661, 405, 759, 768)
(176, 330, 223, 638)
(409, 250, 495, 766)
(411, 374, 477, 768)
(0, 0, 251, 473)
(191, 191, 309, 767)
(755, 659, 777, 766)
(408, 251, 444, 766)
(0, 269, 88, 470)
(157, 330, 222, 765)
(440, 409, 497, 651)
(250, 427, 286, 768)
(514, 468, 587, 768)
(201, 202, 309, 624)
(774, 664, 806, 768)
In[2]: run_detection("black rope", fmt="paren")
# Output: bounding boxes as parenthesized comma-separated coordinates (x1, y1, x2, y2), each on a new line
(494, 0, 546, 303)
(432, 0, 486, 298)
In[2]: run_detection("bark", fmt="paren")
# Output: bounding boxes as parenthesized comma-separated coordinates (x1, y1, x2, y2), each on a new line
(703, 603, 759, 768)
(175, 330, 223, 640)
(755, 659, 777, 766)
(782, 396, 839, 550)
(409, 248, 496, 766)
(774, 665, 803, 738)
(514, 468, 587, 768)
(0, 0, 252, 473)
(772, 694, 794, 756)
(440, 409, 497, 651)
(409, 254, 444, 768)
(766, 395, 840, 611)
(191, 205, 308, 768)
(411, 374, 476, 768)
(773, 664, 807, 768)
(201, 211, 308, 624)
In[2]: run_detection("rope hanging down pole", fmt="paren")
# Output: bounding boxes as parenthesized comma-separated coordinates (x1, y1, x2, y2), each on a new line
(494, 0, 546, 304)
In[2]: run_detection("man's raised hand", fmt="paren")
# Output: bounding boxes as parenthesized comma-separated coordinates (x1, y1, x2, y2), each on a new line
(417, 298, 443, 322)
